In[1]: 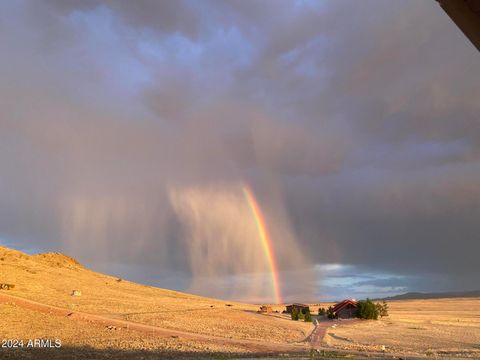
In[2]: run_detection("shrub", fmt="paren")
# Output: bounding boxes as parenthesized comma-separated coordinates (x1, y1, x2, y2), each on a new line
(318, 307, 326, 316)
(304, 309, 312, 322)
(377, 300, 389, 317)
(291, 307, 299, 321)
(356, 298, 378, 320)
(298, 310, 305, 320)
(327, 306, 335, 319)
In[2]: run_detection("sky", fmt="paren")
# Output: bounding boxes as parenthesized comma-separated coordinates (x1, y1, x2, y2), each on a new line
(1, 0, 479, 302)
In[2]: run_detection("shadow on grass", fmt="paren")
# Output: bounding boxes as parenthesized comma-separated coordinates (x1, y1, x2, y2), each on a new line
(0, 346, 412, 359)
(0, 345, 312, 360)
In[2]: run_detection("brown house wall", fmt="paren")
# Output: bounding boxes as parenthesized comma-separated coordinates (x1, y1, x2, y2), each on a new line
(336, 306, 357, 319)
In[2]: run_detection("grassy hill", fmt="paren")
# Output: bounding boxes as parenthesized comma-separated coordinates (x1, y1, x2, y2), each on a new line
(0, 245, 225, 312)
(0, 246, 312, 345)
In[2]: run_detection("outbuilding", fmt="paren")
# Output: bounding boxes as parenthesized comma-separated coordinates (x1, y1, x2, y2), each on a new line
(285, 303, 310, 314)
(259, 305, 273, 313)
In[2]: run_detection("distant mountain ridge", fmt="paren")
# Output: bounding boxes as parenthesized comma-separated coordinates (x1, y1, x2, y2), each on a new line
(381, 290, 480, 300)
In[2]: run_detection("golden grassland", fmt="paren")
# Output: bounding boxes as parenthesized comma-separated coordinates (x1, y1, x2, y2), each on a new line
(0, 304, 239, 354)
(0, 246, 312, 352)
(324, 298, 480, 358)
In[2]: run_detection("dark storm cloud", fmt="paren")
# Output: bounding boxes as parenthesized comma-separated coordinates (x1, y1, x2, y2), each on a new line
(1, 0, 479, 299)
(44, 0, 201, 37)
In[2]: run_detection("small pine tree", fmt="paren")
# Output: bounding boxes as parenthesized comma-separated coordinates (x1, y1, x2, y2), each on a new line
(298, 310, 305, 320)
(327, 306, 335, 319)
(373, 300, 389, 318)
(379, 300, 389, 317)
(291, 307, 299, 321)
(304, 309, 312, 322)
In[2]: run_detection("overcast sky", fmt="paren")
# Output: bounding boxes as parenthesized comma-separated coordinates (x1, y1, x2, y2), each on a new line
(1, 0, 479, 302)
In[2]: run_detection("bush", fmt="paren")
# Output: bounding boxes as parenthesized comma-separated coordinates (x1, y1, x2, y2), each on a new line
(298, 310, 305, 320)
(304, 309, 312, 322)
(291, 307, 299, 321)
(318, 307, 326, 316)
(377, 300, 389, 317)
(356, 298, 379, 320)
(327, 306, 335, 319)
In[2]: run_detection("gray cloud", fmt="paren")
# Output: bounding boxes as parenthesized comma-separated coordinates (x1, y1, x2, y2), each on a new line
(45, 0, 201, 37)
(0, 0, 479, 301)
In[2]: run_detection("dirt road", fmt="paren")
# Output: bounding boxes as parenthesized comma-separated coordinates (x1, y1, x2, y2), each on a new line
(308, 319, 331, 348)
(0, 292, 309, 354)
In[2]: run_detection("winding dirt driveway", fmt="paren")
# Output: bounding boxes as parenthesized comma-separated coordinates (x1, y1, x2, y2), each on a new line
(0, 292, 308, 354)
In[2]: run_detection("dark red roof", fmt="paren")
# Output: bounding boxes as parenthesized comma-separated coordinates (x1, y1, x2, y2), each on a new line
(332, 299, 358, 313)
(287, 303, 309, 307)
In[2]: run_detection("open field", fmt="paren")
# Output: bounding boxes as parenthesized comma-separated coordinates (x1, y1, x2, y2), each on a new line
(0, 303, 242, 355)
(0, 246, 312, 358)
(324, 298, 480, 358)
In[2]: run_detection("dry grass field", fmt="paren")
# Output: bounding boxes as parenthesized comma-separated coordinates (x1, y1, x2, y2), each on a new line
(0, 304, 241, 355)
(324, 298, 480, 358)
(0, 246, 312, 358)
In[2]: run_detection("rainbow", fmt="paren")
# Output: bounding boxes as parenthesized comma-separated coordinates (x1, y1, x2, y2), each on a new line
(242, 185, 282, 304)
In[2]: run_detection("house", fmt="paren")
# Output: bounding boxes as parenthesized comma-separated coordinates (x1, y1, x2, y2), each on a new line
(285, 303, 310, 314)
(332, 299, 358, 318)
(259, 305, 272, 313)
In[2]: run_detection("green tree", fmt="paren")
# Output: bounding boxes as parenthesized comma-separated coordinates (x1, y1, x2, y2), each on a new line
(304, 309, 312, 322)
(378, 300, 389, 317)
(298, 309, 305, 320)
(372, 300, 388, 318)
(291, 307, 299, 321)
(356, 298, 379, 320)
(327, 306, 335, 319)
(318, 307, 326, 316)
